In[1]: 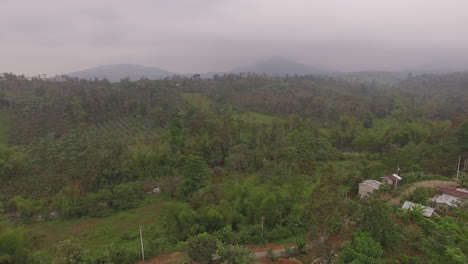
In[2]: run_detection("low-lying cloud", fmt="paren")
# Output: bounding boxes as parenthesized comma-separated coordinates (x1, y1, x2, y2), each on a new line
(1, 0, 467, 75)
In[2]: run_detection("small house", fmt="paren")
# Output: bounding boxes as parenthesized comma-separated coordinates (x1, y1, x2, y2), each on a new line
(48, 211, 60, 219)
(402, 201, 435, 217)
(432, 187, 468, 208)
(145, 187, 161, 194)
(359, 180, 383, 197)
(381, 174, 402, 187)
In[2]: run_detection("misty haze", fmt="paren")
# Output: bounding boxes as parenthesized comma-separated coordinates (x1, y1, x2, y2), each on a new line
(1, 1, 468, 263)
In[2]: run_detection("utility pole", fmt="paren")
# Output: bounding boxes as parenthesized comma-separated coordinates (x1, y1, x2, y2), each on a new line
(457, 155, 461, 179)
(345, 190, 349, 202)
(261, 216, 265, 240)
(139, 226, 145, 262)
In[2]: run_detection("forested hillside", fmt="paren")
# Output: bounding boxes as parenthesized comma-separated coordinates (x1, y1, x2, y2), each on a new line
(0, 72, 467, 263)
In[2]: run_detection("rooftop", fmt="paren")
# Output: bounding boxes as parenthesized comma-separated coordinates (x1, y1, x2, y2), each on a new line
(362, 180, 383, 189)
(431, 194, 463, 207)
(382, 174, 402, 181)
(438, 187, 468, 199)
(402, 201, 435, 217)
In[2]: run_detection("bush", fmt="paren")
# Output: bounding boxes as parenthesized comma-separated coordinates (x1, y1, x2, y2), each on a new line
(237, 224, 263, 244)
(338, 231, 384, 264)
(217, 242, 255, 264)
(265, 225, 295, 241)
(112, 182, 144, 210)
(186, 232, 217, 264)
(213, 225, 240, 244)
(8, 196, 41, 221)
(402, 187, 437, 205)
(0, 227, 33, 264)
(52, 238, 86, 264)
(104, 245, 139, 264)
(284, 246, 292, 257)
(267, 248, 276, 260)
(295, 237, 306, 253)
(82, 189, 113, 217)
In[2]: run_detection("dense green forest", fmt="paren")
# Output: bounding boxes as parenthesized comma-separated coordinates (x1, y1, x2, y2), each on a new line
(0, 72, 467, 263)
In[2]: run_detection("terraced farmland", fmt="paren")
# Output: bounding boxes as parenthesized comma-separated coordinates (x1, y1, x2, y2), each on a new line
(85, 117, 159, 143)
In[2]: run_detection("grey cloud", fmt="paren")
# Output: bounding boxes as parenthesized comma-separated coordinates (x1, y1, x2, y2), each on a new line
(1, 0, 467, 75)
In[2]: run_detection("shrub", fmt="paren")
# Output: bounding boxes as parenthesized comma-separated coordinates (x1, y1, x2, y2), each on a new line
(216, 242, 255, 264)
(237, 224, 263, 244)
(8, 196, 41, 221)
(0, 227, 33, 264)
(284, 246, 292, 257)
(82, 189, 113, 217)
(267, 248, 276, 260)
(186, 232, 217, 264)
(213, 225, 240, 244)
(52, 238, 86, 264)
(402, 187, 437, 206)
(104, 245, 139, 264)
(337, 231, 384, 264)
(112, 182, 144, 210)
(295, 237, 306, 253)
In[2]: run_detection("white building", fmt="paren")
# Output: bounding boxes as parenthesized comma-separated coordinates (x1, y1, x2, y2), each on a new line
(381, 174, 402, 187)
(358, 180, 383, 197)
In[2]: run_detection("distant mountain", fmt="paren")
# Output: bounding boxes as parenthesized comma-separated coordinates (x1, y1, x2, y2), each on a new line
(67, 64, 173, 82)
(231, 56, 323, 76)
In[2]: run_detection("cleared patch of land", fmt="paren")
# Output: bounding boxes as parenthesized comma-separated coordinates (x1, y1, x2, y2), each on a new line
(234, 111, 283, 125)
(28, 195, 168, 251)
(180, 92, 214, 112)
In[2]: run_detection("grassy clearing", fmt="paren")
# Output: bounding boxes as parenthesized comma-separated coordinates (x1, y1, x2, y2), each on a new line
(233, 112, 284, 141)
(180, 92, 214, 112)
(28, 195, 169, 252)
(234, 111, 283, 125)
(0, 112, 12, 145)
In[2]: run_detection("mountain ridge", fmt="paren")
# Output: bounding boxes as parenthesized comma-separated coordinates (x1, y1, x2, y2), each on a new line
(230, 56, 324, 76)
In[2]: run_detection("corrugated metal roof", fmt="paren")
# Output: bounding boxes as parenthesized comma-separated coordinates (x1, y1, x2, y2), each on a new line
(431, 194, 462, 207)
(362, 180, 383, 189)
(439, 188, 468, 198)
(402, 201, 435, 217)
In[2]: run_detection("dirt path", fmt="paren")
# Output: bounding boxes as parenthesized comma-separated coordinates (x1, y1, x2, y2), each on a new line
(252, 243, 297, 260)
(388, 180, 458, 204)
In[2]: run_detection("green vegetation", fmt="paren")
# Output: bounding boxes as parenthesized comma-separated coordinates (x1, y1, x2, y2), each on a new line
(216, 242, 255, 264)
(0, 227, 33, 264)
(186, 232, 217, 263)
(402, 187, 438, 205)
(0, 112, 12, 145)
(181, 92, 214, 112)
(0, 72, 467, 263)
(233, 111, 282, 125)
(338, 231, 385, 264)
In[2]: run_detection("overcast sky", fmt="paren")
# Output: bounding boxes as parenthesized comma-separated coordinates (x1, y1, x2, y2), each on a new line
(1, 0, 467, 75)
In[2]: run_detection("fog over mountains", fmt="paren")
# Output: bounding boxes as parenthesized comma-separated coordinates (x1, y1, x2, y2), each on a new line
(68, 56, 328, 82)
(67, 55, 468, 83)
(230, 56, 324, 75)
(67, 64, 173, 82)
